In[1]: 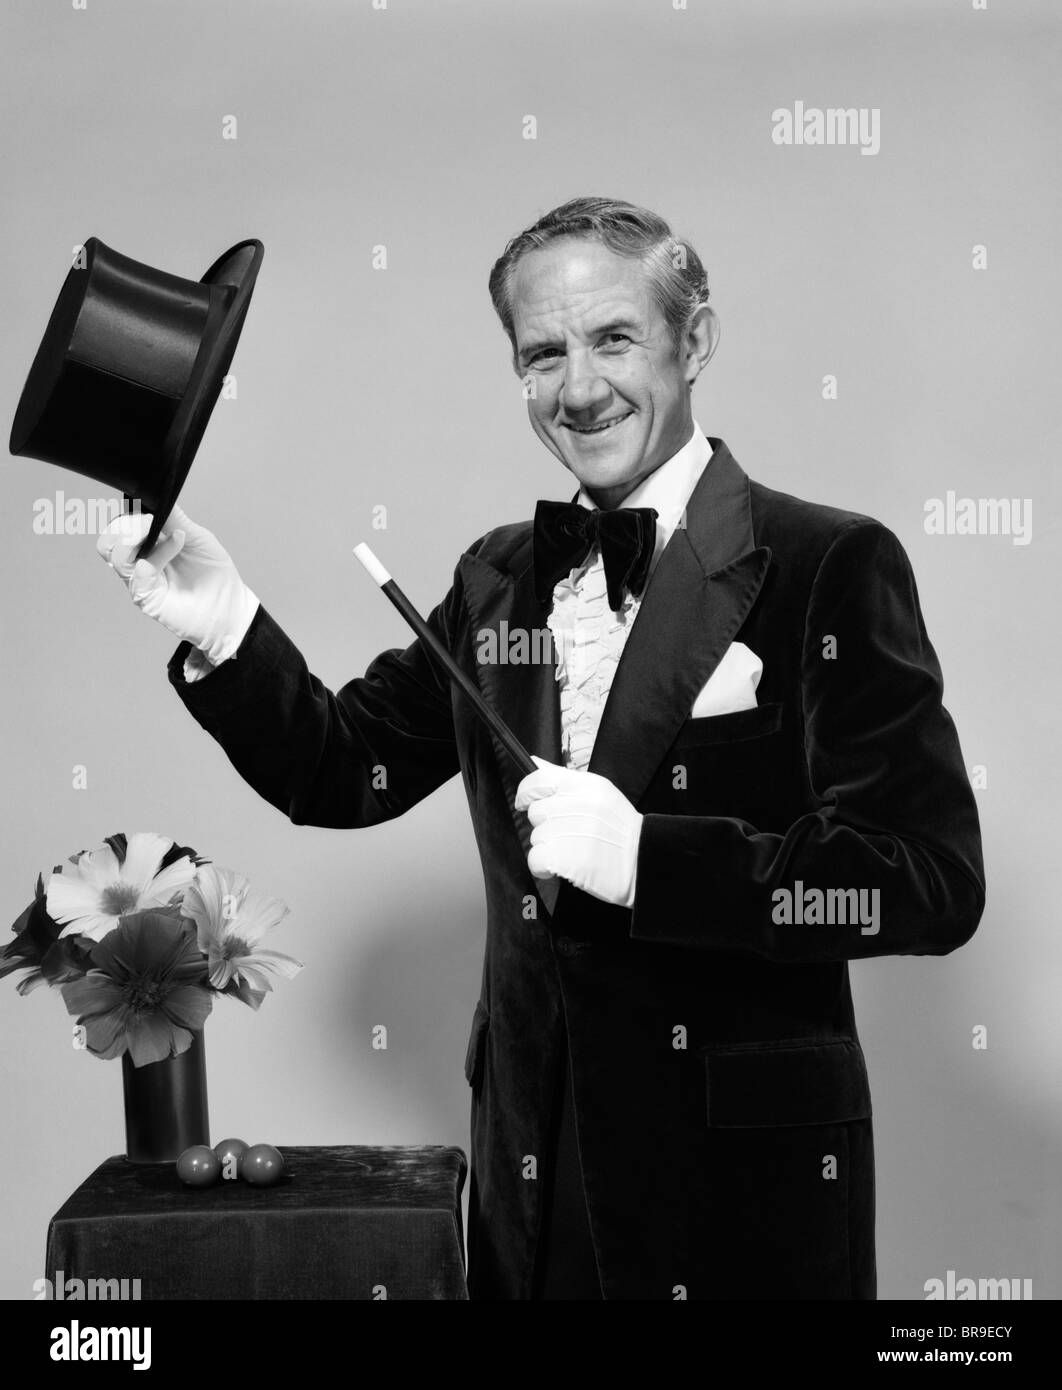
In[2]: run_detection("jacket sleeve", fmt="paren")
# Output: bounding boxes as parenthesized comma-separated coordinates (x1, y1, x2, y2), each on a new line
(165, 572, 467, 830)
(630, 520, 986, 962)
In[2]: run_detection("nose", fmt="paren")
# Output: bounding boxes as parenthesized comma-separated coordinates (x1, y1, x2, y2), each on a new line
(558, 349, 611, 415)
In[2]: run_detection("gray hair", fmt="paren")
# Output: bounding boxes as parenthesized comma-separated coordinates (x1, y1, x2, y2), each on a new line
(488, 197, 711, 364)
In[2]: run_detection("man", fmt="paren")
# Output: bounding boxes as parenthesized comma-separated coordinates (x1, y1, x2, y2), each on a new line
(100, 197, 985, 1300)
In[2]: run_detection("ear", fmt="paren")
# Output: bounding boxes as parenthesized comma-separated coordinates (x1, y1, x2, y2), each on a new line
(683, 303, 720, 386)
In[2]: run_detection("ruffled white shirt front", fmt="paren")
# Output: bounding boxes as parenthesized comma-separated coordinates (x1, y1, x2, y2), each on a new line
(547, 422, 714, 770)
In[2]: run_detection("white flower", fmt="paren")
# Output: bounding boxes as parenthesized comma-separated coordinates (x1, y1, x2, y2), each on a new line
(47, 833, 198, 943)
(181, 863, 301, 1006)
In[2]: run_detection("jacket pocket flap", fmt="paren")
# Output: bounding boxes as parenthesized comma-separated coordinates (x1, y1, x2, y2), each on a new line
(464, 1000, 490, 1086)
(702, 1038, 871, 1128)
(672, 701, 783, 749)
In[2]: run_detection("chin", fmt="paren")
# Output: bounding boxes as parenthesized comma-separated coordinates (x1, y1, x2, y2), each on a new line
(541, 426, 647, 494)
(581, 453, 642, 483)
(581, 465, 633, 490)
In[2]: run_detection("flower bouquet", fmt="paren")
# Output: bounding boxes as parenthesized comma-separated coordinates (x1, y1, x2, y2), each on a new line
(2, 832, 302, 1160)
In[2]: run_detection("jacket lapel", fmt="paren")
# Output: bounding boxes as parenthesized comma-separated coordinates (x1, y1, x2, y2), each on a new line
(458, 541, 563, 913)
(587, 438, 772, 807)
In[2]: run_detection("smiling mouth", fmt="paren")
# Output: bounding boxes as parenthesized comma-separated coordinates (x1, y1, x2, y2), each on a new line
(563, 412, 633, 436)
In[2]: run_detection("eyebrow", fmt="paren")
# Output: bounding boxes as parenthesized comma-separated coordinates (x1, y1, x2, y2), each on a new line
(517, 317, 643, 364)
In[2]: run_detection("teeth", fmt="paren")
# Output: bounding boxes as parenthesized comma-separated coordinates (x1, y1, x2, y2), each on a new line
(571, 415, 628, 434)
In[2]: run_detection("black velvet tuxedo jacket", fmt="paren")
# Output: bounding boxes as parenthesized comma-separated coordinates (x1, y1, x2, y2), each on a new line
(167, 438, 985, 1301)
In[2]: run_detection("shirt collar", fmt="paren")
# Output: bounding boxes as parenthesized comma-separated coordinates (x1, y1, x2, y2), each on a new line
(576, 420, 714, 565)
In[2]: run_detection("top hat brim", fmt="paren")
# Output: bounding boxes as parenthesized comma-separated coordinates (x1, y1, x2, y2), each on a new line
(136, 238, 264, 559)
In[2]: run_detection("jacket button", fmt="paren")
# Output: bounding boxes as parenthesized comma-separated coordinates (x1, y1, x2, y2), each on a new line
(555, 936, 578, 957)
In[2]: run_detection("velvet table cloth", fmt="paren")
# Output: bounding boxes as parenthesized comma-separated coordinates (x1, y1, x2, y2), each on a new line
(44, 1144, 468, 1300)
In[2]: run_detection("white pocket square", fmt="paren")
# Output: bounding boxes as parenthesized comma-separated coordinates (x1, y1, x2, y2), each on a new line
(690, 641, 763, 718)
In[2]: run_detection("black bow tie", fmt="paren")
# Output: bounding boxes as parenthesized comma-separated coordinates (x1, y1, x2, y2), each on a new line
(533, 500, 659, 612)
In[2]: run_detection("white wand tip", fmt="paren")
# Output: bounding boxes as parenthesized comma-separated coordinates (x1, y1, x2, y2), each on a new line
(353, 542, 392, 587)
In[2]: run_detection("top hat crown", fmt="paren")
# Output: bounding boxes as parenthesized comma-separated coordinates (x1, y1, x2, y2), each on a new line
(9, 235, 264, 558)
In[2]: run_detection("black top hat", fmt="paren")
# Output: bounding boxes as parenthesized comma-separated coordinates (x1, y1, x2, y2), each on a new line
(9, 236, 264, 559)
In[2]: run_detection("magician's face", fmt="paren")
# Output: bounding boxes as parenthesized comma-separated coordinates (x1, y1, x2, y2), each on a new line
(509, 236, 717, 509)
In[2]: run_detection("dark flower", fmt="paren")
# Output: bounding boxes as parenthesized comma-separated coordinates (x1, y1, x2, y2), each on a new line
(60, 911, 213, 1066)
(0, 873, 93, 995)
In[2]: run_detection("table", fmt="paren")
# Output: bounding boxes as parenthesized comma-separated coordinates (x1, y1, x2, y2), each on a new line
(44, 1144, 468, 1300)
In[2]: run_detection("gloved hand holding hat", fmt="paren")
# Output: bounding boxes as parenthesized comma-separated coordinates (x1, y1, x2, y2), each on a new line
(98, 506, 259, 668)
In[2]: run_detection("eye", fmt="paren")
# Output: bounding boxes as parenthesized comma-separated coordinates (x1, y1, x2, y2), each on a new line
(600, 333, 631, 348)
(529, 348, 561, 367)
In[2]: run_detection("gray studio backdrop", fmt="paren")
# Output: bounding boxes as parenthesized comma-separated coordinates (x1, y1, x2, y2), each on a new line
(2, 0, 1059, 1302)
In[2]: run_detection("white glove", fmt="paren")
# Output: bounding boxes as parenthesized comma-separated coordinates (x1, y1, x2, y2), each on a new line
(515, 756, 643, 909)
(96, 505, 259, 667)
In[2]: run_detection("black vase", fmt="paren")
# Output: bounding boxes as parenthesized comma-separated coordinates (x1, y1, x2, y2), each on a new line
(121, 1031, 209, 1163)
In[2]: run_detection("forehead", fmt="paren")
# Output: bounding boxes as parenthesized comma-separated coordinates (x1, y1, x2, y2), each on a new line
(509, 237, 656, 340)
